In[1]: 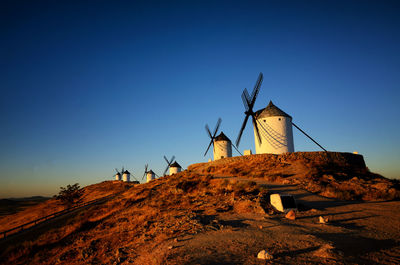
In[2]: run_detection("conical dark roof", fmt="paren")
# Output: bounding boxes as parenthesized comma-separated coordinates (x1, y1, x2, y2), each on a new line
(255, 101, 292, 119)
(147, 170, 155, 175)
(123, 170, 130, 174)
(214, 131, 231, 142)
(170, 161, 181, 168)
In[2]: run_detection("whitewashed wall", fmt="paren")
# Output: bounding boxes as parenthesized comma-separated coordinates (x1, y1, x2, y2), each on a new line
(254, 116, 294, 154)
(170, 167, 181, 175)
(213, 140, 232, 160)
(122, 173, 130, 182)
(146, 172, 155, 182)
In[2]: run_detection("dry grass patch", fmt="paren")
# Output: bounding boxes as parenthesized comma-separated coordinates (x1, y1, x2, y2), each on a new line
(1, 173, 273, 265)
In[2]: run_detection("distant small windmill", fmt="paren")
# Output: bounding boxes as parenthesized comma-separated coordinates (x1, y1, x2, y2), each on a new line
(113, 167, 124, 181)
(169, 161, 182, 174)
(142, 164, 159, 183)
(113, 167, 139, 183)
(163, 155, 175, 176)
(124, 169, 140, 183)
(236, 72, 327, 154)
(163, 155, 183, 175)
(204, 118, 242, 160)
(122, 169, 131, 182)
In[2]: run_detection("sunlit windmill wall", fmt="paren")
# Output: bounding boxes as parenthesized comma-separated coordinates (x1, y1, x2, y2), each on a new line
(254, 101, 295, 154)
(146, 170, 155, 182)
(169, 161, 182, 174)
(213, 132, 232, 160)
(122, 170, 130, 182)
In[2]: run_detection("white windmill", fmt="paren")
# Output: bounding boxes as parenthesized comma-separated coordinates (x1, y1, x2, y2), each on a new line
(169, 161, 182, 174)
(214, 132, 232, 159)
(204, 118, 242, 160)
(142, 164, 159, 183)
(114, 167, 124, 181)
(253, 101, 295, 154)
(163, 155, 183, 175)
(236, 73, 327, 154)
(122, 170, 131, 182)
(113, 167, 139, 183)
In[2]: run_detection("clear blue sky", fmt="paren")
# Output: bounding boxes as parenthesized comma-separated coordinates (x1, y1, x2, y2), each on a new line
(1, 0, 399, 198)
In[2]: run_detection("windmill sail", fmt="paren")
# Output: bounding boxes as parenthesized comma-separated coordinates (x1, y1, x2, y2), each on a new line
(236, 72, 263, 147)
(163, 155, 175, 176)
(204, 118, 222, 156)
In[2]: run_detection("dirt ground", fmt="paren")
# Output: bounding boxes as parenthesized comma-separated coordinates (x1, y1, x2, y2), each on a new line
(143, 178, 400, 265)
(1, 153, 399, 265)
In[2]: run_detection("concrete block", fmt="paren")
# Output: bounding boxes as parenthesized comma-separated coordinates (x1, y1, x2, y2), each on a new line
(270, 193, 297, 213)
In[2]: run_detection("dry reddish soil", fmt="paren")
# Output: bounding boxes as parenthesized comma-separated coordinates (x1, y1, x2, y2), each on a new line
(166, 181, 400, 265)
(0, 152, 399, 265)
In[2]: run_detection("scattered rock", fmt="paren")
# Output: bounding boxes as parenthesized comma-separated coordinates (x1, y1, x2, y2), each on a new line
(323, 174, 335, 181)
(168, 245, 174, 250)
(319, 216, 329, 224)
(259, 225, 263, 229)
(313, 244, 343, 259)
(285, 210, 296, 220)
(282, 179, 291, 184)
(257, 250, 273, 260)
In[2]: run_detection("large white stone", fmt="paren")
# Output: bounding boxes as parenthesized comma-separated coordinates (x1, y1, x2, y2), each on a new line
(270, 193, 297, 213)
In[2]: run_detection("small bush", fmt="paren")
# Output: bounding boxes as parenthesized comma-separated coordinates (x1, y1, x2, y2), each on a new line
(55, 183, 83, 207)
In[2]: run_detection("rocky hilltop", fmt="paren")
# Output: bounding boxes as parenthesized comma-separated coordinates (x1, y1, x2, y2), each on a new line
(189, 152, 399, 201)
(1, 152, 399, 264)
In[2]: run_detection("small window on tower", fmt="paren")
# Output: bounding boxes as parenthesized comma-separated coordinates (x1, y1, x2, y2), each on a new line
(278, 118, 281, 121)
(263, 119, 266, 122)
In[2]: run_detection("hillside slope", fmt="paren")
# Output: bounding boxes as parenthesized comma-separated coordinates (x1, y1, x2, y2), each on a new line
(0, 181, 132, 233)
(1, 152, 399, 264)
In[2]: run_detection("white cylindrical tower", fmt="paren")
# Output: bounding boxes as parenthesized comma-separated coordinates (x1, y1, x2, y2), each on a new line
(146, 170, 156, 182)
(122, 170, 130, 182)
(253, 101, 294, 154)
(169, 161, 182, 175)
(213, 132, 232, 160)
(115, 172, 121, 181)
